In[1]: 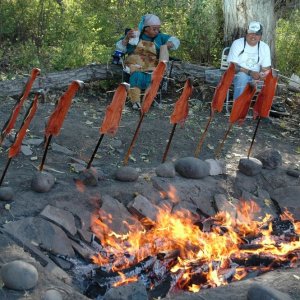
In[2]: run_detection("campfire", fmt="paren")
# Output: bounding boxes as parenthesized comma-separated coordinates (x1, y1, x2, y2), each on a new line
(84, 199, 300, 298)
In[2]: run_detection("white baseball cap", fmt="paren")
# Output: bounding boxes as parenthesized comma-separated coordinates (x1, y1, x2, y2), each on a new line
(247, 21, 263, 35)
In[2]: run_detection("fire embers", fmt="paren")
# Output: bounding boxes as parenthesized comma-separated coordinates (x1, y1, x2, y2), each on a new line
(85, 201, 300, 298)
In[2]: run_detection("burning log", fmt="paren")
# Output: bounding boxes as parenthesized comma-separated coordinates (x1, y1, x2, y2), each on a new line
(85, 256, 157, 297)
(85, 200, 300, 297)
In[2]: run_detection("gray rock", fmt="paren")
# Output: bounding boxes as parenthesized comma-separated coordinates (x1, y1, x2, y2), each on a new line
(104, 281, 148, 300)
(42, 289, 63, 300)
(21, 145, 33, 156)
(128, 195, 159, 222)
(175, 157, 210, 179)
(115, 166, 139, 182)
(247, 283, 292, 300)
(40, 205, 77, 236)
(238, 158, 262, 176)
(70, 163, 86, 173)
(0, 186, 14, 201)
(77, 229, 92, 243)
(152, 176, 219, 217)
(1, 260, 38, 290)
(270, 186, 300, 219)
(3, 217, 75, 256)
(234, 173, 258, 196)
(172, 201, 199, 217)
(31, 171, 55, 193)
(240, 191, 277, 220)
(51, 143, 74, 155)
(109, 139, 122, 149)
(205, 159, 226, 176)
(155, 162, 176, 178)
(77, 168, 98, 186)
(214, 194, 237, 218)
(96, 195, 142, 235)
(255, 149, 282, 169)
(23, 138, 44, 146)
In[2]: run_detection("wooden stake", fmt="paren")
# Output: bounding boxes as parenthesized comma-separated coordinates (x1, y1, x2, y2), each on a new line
(87, 134, 105, 169)
(0, 158, 12, 186)
(162, 123, 177, 163)
(123, 113, 145, 165)
(247, 117, 261, 158)
(215, 123, 233, 159)
(39, 135, 53, 171)
(194, 111, 214, 157)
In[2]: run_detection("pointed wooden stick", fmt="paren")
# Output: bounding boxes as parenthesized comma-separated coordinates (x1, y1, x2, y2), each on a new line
(123, 113, 145, 165)
(39, 135, 53, 171)
(87, 134, 105, 169)
(0, 158, 12, 186)
(194, 110, 214, 157)
(215, 123, 233, 159)
(247, 117, 261, 158)
(162, 123, 177, 163)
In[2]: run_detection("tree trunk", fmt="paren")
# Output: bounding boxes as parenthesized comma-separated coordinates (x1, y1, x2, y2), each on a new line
(0, 62, 211, 98)
(223, 0, 276, 60)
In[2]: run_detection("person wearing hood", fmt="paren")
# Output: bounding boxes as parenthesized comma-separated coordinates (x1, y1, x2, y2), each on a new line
(227, 21, 271, 100)
(115, 14, 180, 110)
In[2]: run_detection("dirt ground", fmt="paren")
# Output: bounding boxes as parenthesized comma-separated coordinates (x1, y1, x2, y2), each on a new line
(0, 82, 299, 225)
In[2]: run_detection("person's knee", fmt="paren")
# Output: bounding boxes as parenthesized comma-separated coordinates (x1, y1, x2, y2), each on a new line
(234, 72, 249, 84)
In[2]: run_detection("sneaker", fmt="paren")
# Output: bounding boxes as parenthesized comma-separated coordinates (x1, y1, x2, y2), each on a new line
(132, 102, 141, 110)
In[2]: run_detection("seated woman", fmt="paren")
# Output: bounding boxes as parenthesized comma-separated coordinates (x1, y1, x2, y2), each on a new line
(115, 14, 180, 110)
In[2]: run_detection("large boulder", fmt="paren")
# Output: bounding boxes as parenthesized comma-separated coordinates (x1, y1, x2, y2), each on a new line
(175, 157, 210, 179)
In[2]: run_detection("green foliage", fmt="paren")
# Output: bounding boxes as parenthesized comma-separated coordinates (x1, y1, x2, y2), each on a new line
(0, 0, 299, 75)
(276, 9, 300, 75)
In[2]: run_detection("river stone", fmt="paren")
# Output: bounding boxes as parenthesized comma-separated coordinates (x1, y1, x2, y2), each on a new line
(1, 260, 38, 290)
(247, 283, 293, 300)
(238, 157, 262, 176)
(31, 171, 55, 193)
(175, 157, 210, 179)
(155, 162, 176, 178)
(0, 186, 14, 201)
(42, 289, 63, 300)
(255, 149, 282, 169)
(115, 166, 139, 182)
(103, 282, 148, 300)
(205, 159, 226, 176)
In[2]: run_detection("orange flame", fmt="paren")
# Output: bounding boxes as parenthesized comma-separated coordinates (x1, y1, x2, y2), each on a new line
(91, 198, 300, 292)
(113, 272, 138, 287)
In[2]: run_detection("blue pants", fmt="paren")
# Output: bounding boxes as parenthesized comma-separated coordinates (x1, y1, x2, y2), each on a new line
(233, 72, 253, 100)
(129, 71, 152, 90)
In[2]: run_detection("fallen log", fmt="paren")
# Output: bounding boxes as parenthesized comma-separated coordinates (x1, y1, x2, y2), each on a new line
(0, 62, 211, 98)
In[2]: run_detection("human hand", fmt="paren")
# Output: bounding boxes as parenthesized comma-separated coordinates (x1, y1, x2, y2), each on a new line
(166, 41, 174, 49)
(250, 71, 260, 80)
